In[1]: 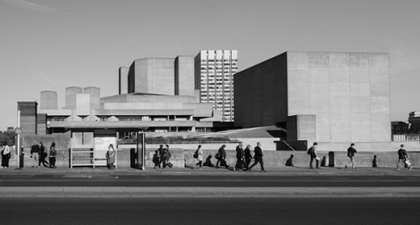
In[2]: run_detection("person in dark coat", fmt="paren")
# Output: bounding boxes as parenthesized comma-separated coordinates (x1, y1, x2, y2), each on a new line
(307, 142, 319, 169)
(345, 143, 357, 170)
(215, 145, 228, 169)
(244, 145, 252, 170)
(397, 144, 412, 170)
(234, 143, 245, 171)
(38, 142, 49, 167)
(49, 142, 57, 168)
(247, 142, 266, 172)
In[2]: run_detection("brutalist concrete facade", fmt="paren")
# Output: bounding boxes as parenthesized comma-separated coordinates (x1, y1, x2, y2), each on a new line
(234, 51, 391, 143)
(119, 66, 129, 95)
(128, 58, 175, 95)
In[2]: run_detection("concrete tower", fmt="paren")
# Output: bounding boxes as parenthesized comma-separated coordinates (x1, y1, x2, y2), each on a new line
(40, 91, 58, 110)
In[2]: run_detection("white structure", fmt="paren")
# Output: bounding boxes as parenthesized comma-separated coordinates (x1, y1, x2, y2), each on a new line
(195, 50, 238, 122)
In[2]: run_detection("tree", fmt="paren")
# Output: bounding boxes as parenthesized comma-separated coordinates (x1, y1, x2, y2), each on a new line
(0, 130, 16, 146)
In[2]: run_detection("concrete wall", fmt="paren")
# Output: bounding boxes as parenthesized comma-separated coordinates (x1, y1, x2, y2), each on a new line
(234, 51, 391, 144)
(83, 87, 100, 110)
(65, 86, 83, 109)
(287, 115, 316, 145)
(131, 58, 175, 95)
(10, 146, 420, 169)
(287, 52, 391, 143)
(18, 101, 38, 135)
(40, 91, 57, 110)
(234, 53, 288, 128)
(119, 66, 129, 95)
(175, 56, 195, 97)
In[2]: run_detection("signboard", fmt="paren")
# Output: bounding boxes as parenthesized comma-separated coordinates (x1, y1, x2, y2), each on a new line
(94, 137, 117, 166)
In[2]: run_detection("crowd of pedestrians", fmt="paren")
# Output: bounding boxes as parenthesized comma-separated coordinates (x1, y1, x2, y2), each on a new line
(0, 140, 416, 171)
(153, 144, 173, 169)
(29, 141, 57, 168)
(191, 142, 266, 172)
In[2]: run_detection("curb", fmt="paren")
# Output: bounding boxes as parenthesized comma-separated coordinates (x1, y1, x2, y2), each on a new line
(1, 187, 419, 198)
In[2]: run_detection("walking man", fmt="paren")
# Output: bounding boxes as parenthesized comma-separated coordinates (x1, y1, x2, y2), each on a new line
(307, 142, 320, 169)
(397, 144, 412, 170)
(248, 142, 266, 172)
(345, 143, 357, 170)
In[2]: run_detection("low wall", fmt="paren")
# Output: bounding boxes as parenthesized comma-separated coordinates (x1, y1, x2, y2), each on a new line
(6, 148, 419, 169)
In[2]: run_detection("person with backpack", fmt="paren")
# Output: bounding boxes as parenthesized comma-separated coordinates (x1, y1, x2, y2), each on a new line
(345, 143, 357, 170)
(307, 142, 320, 169)
(194, 145, 203, 169)
(397, 144, 412, 170)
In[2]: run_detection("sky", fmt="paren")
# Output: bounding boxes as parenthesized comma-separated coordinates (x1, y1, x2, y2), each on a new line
(1, 0, 420, 130)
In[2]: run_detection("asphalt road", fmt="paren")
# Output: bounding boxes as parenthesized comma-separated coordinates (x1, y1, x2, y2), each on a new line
(1, 174, 420, 187)
(1, 197, 419, 225)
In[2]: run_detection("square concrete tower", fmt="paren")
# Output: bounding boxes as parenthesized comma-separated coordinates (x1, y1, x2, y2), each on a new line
(40, 91, 58, 110)
(128, 58, 175, 95)
(175, 56, 195, 97)
(234, 51, 391, 143)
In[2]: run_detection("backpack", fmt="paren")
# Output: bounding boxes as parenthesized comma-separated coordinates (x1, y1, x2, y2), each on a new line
(193, 150, 198, 158)
(307, 147, 312, 155)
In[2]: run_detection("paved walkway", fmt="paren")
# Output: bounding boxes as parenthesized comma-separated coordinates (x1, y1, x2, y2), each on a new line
(0, 166, 419, 198)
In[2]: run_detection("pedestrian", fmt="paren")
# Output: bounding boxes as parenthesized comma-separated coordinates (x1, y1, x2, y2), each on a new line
(397, 144, 412, 170)
(158, 144, 164, 168)
(244, 144, 252, 170)
(38, 142, 49, 167)
(1, 141, 11, 168)
(106, 144, 116, 169)
(248, 142, 265, 172)
(194, 145, 203, 169)
(307, 142, 320, 169)
(285, 154, 294, 167)
(345, 143, 357, 170)
(235, 143, 245, 171)
(215, 144, 228, 169)
(152, 148, 161, 169)
(165, 144, 172, 168)
(49, 142, 57, 168)
(161, 147, 169, 169)
(30, 141, 40, 168)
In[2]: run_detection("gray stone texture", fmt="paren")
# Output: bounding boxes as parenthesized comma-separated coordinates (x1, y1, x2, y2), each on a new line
(235, 51, 391, 143)
(175, 56, 195, 96)
(40, 91, 57, 110)
(118, 66, 129, 95)
(129, 58, 175, 95)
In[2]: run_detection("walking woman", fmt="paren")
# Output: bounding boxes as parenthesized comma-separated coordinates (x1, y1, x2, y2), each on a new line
(106, 144, 116, 169)
(195, 145, 203, 169)
(1, 141, 11, 168)
(49, 142, 57, 168)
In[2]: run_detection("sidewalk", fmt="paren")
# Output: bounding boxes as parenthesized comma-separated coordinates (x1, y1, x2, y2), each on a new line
(1, 166, 419, 198)
(0, 165, 419, 176)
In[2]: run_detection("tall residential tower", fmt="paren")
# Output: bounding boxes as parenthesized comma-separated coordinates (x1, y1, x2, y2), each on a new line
(195, 50, 238, 122)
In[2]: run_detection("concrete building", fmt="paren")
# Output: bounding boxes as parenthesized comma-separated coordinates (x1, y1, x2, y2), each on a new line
(25, 86, 224, 136)
(40, 91, 58, 110)
(195, 50, 238, 122)
(234, 51, 391, 146)
(409, 111, 420, 134)
(118, 66, 129, 95)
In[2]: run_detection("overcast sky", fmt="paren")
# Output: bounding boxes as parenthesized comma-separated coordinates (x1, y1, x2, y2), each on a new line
(1, 0, 420, 130)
